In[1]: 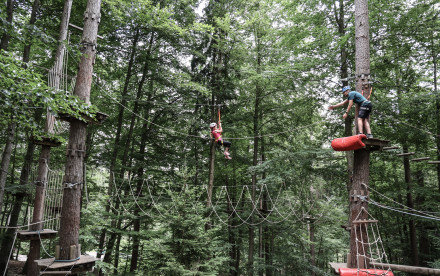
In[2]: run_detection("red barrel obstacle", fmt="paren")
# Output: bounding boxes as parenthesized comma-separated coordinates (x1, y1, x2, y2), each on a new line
(331, 134, 367, 151)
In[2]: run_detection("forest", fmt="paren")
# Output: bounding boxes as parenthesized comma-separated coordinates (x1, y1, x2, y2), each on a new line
(0, 0, 440, 275)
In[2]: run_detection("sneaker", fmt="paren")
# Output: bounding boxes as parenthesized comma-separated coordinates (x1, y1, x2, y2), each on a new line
(366, 134, 373, 139)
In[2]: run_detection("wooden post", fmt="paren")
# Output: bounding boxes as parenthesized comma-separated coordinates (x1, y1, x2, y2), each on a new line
(348, 0, 372, 269)
(57, 0, 101, 261)
(28, 1, 73, 274)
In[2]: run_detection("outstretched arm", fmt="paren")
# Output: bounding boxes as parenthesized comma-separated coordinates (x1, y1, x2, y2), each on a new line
(342, 100, 354, 119)
(328, 99, 348, 110)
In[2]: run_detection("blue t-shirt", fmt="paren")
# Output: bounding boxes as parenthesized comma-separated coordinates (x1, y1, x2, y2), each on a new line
(348, 91, 368, 105)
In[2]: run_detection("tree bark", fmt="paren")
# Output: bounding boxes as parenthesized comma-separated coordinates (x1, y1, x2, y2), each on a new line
(26, 0, 71, 273)
(102, 35, 154, 266)
(349, 0, 372, 268)
(433, 48, 440, 192)
(402, 147, 419, 275)
(0, 0, 14, 51)
(354, 0, 371, 132)
(97, 27, 139, 260)
(0, 121, 15, 216)
(58, 0, 101, 260)
(130, 116, 151, 272)
(348, 149, 370, 269)
(0, 139, 36, 273)
(248, 22, 262, 275)
(335, 0, 354, 191)
(22, 0, 40, 66)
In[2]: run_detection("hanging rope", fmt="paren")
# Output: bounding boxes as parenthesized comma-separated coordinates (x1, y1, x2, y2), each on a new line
(218, 105, 221, 123)
(350, 208, 393, 276)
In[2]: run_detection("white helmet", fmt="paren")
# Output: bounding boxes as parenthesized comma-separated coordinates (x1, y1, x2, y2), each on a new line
(209, 123, 217, 128)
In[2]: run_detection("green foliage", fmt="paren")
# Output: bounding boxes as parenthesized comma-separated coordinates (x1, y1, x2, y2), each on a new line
(3, 0, 440, 275)
(0, 50, 99, 133)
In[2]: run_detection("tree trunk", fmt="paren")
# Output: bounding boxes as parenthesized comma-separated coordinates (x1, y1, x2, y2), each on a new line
(97, 27, 139, 260)
(0, 138, 36, 273)
(309, 221, 316, 276)
(102, 36, 154, 265)
(349, 0, 372, 268)
(348, 149, 370, 269)
(248, 23, 262, 276)
(402, 147, 419, 275)
(0, 121, 15, 216)
(433, 50, 440, 192)
(58, 0, 101, 260)
(130, 116, 151, 272)
(206, 43, 223, 231)
(335, 0, 354, 191)
(113, 232, 122, 274)
(354, 0, 371, 133)
(26, 0, 71, 273)
(228, 161, 239, 276)
(415, 170, 429, 266)
(22, 0, 40, 66)
(0, 0, 14, 50)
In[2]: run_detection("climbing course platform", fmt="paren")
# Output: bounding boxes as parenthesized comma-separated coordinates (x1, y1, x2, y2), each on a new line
(361, 138, 390, 151)
(36, 255, 99, 275)
(332, 135, 390, 152)
(31, 136, 62, 147)
(17, 229, 57, 241)
(57, 110, 108, 125)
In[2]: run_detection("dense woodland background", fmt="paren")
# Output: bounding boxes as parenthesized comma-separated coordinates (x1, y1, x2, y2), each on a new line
(1, 0, 440, 275)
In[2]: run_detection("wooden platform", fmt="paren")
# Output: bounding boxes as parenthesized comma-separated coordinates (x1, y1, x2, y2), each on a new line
(31, 136, 62, 147)
(330, 261, 440, 275)
(17, 229, 57, 241)
(57, 111, 108, 125)
(362, 138, 390, 151)
(329, 262, 347, 275)
(36, 255, 98, 274)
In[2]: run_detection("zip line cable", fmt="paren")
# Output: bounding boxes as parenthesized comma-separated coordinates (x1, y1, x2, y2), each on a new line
(362, 183, 440, 221)
(368, 199, 440, 222)
(363, 183, 440, 218)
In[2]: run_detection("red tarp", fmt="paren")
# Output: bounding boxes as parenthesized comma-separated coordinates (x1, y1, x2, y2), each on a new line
(339, 268, 394, 276)
(331, 134, 367, 151)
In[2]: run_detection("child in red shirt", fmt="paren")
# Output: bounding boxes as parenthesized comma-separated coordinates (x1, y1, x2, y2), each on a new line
(210, 122, 232, 159)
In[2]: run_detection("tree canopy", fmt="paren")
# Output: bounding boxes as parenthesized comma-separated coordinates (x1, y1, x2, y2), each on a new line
(1, 0, 440, 275)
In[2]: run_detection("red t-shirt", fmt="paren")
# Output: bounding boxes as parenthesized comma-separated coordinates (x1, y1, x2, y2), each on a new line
(211, 130, 222, 141)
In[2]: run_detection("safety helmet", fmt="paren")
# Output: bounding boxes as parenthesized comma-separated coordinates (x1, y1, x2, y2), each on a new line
(209, 123, 217, 128)
(342, 86, 351, 93)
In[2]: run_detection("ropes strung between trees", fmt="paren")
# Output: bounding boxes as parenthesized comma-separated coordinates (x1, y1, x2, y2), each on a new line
(363, 183, 440, 221)
(105, 171, 332, 227)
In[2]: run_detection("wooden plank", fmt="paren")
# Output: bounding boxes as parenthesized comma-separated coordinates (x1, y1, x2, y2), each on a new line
(371, 262, 440, 275)
(427, 161, 440, 164)
(17, 229, 58, 241)
(31, 136, 62, 147)
(410, 157, 431, 162)
(362, 138, 390, 151)
(329, 262, 347, 275)
(40, 271, 72, 275)
(57, 111, 108, 125)
(383, 146, 399, 150)
(396, 152, 415, 157)
(35, 255, 99, 270)
(352, 220, 378, 224)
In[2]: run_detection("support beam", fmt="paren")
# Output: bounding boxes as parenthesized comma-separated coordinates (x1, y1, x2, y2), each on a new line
(371, 262, 440, 275)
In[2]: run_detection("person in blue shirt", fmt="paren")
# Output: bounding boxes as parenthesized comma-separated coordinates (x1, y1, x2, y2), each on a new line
(328, 86, 373, 138)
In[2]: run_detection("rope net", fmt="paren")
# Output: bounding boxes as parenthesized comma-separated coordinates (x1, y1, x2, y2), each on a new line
(348, 207, 393, 276)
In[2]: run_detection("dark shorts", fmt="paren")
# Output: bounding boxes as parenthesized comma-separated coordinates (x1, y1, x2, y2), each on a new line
(217, 140, 231, 148)
(358, 102, 372, 119)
